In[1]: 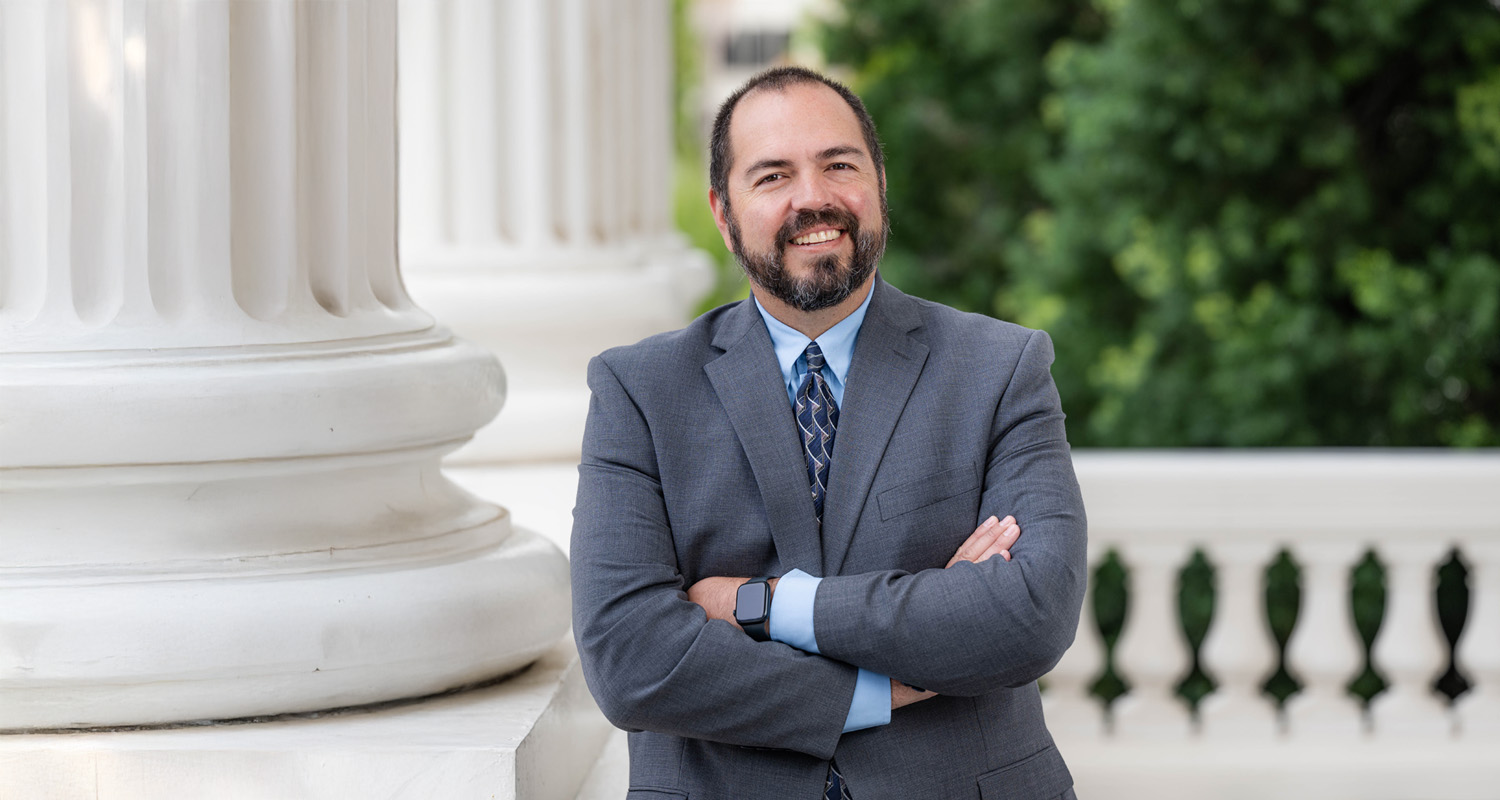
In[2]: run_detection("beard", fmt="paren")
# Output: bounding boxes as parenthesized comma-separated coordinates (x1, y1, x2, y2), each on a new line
(727, 203, 887, 313)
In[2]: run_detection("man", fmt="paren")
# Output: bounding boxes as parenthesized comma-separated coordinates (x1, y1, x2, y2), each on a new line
(571, 66, 1086, 799)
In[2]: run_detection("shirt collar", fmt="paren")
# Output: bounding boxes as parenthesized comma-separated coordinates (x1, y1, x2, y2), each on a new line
(751, 284, 875, 386)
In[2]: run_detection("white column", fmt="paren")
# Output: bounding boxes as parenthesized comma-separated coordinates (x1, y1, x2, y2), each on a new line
(1368, 541, 1452, 738)
(1111, 543, 1194, 739)
(1199, 542, 1279, 738)
(0, 0, 569, 730)
(397, 0, 713, 463)
(1456, 543, 1500, 737)
(1284, 543, 1367, 739)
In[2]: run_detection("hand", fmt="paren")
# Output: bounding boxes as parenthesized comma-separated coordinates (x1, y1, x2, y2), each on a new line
(945, 515, 1021, 568)
(686, 576, 778, 631)
(891, 678, 937, 710)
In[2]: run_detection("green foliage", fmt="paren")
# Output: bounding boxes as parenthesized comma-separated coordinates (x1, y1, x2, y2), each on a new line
(822, 0, 1500, 446)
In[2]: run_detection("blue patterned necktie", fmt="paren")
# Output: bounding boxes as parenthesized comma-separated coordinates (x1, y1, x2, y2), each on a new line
(795, 342, 851, 798)
(795, 342, 839, 524)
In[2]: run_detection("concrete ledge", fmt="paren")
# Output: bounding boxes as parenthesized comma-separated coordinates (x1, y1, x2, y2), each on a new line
(0, 639, 612, 800)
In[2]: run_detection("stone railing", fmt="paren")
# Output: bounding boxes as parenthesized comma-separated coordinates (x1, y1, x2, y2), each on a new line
(1045, 451, 1500, 799)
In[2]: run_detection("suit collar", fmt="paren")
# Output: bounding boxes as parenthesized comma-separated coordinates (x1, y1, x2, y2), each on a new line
(705, 277, 928, 576)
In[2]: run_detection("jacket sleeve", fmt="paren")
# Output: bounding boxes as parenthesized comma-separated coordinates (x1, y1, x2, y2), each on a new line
(809, 330, 1089, 697)
(570, 355, 860, 759)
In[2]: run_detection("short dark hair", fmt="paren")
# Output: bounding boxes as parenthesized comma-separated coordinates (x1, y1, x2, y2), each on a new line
(708, 66, 885, 203)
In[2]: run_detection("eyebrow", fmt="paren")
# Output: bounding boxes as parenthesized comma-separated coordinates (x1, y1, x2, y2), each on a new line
(740, 146, 868, 179)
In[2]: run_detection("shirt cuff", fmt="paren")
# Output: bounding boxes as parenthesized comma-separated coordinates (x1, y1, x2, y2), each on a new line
(843, 669, 893, 733)
(768, 568, 820, 654)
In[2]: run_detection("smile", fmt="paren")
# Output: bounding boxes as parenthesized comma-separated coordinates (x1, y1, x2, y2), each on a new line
(790, 229, 844, 246)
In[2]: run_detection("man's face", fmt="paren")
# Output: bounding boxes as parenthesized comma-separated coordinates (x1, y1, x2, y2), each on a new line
(711, 83, 888, 313)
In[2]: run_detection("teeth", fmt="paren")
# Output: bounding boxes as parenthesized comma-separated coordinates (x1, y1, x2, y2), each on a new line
(792, 229, 842, 245)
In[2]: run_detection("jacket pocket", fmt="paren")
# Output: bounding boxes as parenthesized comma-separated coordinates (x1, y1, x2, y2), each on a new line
(626, 790, 688, 800)
(877, 464, 981, 521)
(976, 744, 1073, 800)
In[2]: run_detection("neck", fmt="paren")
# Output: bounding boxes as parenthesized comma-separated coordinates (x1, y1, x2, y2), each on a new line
(750, 275, 876, 340)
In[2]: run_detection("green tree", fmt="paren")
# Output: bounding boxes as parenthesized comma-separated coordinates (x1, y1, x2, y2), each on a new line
(823, 0, 1500, 446)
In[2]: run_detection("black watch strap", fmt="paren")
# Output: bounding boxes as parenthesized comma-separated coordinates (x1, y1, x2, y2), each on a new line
(742, 615, 770, 642)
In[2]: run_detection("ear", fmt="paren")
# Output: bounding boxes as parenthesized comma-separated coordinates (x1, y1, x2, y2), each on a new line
(708, 188, 735, 253)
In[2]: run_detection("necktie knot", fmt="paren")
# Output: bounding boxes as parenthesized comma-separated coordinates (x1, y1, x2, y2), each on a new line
(804, 342, 827, 375)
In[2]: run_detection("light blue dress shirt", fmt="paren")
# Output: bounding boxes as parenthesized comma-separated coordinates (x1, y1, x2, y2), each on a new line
(751, 289, 891, 734)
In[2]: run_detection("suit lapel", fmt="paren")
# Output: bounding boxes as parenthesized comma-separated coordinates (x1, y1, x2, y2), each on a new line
(705, 300, 824, 575)
(822, 280, 928, 575)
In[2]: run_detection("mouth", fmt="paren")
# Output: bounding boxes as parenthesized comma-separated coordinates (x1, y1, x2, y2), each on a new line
(789, 228, 846, 246)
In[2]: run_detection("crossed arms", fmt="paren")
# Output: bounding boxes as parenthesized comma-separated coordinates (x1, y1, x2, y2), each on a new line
(570, 329, 1087, 760)
(685, 513, 1025, 711)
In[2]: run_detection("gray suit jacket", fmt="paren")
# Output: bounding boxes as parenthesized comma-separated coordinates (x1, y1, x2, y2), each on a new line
(571, 278, 1087, 800)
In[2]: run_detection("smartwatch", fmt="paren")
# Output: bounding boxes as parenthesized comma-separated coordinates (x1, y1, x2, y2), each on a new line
(734, 577, 774, 642)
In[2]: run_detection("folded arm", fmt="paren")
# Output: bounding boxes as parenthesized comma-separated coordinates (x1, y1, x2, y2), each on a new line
(571, 357, 858, 759)
(811, 330, 1088, 696)
(691, 331, 1087, 697)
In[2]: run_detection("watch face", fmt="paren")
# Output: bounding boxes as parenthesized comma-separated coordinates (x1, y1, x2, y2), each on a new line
(735, 581, 769, 623)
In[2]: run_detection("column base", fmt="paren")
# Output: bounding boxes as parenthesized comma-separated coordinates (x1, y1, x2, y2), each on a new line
(0, 638, 612, 800)
(1, 527, 570, 731)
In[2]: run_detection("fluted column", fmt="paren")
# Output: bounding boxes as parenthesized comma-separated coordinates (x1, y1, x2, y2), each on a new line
(1284, 543, 1367, 738)
(0, 0, 569, 730)
(1199, 542, 1279, 738)
(1112, 543, 1194, 739)
(397, 0, 712, 462)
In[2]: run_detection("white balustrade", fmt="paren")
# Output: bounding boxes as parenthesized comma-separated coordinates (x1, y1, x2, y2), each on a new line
(1041, 548, 1106, 739)
(1284, 542, 1367, 738)
(1456, 542, 1500, 737)
(1198, 541, 1279, 738)
(1369, 541, 1454, 737)
(1051, 451, 1500, 752)
(1111, 542, 1194, 739)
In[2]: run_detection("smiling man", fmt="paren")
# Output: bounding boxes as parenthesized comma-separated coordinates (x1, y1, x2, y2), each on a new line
(571, 67, 1087, 800)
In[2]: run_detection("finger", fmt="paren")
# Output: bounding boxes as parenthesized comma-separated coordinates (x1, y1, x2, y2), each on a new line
(974, 524, 1020, 564)
(947, 516, 1000, 567)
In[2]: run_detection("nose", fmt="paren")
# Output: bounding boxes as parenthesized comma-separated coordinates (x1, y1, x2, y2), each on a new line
(789, 172, 836, 212)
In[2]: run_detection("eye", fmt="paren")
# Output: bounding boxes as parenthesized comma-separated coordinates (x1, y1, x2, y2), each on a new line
(829, 163, 854, 171)
(755, 173, 785, 186)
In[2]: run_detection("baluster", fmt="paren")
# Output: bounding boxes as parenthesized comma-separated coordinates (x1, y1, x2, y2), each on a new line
(1042, 551, 1106, 739)
(1112, 543, 1193, 739)
(1456, 542, 1500, 737)
(1284, 543, 1365, 738)
(1199, 541, 1278, 738)
(1369, 541, 1452, 737)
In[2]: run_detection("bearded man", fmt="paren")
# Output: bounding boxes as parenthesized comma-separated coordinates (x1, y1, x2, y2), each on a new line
(571, 66, 1087, 800)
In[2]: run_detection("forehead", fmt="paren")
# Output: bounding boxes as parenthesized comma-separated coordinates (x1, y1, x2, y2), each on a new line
(728, 82, 869, 170)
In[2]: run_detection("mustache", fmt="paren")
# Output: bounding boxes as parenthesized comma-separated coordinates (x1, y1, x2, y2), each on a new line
(778, 208, 860, 247)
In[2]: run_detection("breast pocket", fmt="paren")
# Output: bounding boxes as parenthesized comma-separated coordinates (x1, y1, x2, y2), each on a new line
(876, 464, 981, 521)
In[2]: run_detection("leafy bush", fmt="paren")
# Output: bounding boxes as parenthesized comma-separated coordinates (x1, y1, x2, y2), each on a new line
(823, 0, 1500, 446)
